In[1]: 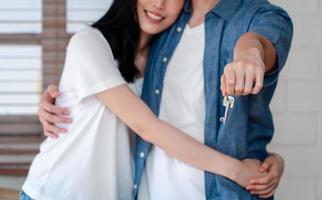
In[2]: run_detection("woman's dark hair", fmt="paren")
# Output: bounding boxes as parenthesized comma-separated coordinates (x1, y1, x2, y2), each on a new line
(92, 0, 140, 83)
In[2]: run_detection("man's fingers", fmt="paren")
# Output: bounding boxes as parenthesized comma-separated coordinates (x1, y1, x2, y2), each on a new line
(260, 158, 273, 172)
(44, 130, 59, 139)
(47, 85, 60, 98)
(251, 69, 264, 94)
(38, 108, 71, 124)
(39, 100, 70, 116)
(224, 65, 236, 96)
(259, 189, 276, 199)
(250, 172, 275, 185)
(247, 178, 277, 191)
(221, 75, 227, 96)
(42, 117, 67, 135)
(45, 122, 67, 134)
(234, 68, 245, 97)
(243, 70, 255, 96)
(40, 120, 60, 138)
(223, 61, 264, 96)
(251, 183, 277, 196)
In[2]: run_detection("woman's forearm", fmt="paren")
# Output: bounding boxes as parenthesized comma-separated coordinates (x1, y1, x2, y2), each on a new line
(96, 85, 242, 181)
(144, 118, 242, 180)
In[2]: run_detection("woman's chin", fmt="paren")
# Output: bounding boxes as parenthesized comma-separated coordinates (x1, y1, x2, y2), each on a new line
(140, 26, 163, 36)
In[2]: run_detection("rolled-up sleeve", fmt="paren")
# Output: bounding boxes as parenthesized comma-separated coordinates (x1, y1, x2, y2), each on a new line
(248, 3, 293, 87)
(246, 3, 293, 160)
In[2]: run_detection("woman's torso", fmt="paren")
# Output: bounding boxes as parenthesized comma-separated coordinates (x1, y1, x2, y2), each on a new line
(23, 27, 143, 200)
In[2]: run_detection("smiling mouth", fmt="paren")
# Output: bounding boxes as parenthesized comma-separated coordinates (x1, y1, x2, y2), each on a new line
(144, 10, 165, 23)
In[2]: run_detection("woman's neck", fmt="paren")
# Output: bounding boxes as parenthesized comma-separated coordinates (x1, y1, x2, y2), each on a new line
(135, 31, 153, 76)
(137, 31, 153, 55)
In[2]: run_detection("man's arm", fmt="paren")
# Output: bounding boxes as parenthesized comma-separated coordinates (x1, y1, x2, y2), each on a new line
(221, 32, 276, 97)
(220, 3, 293, 198)
(234, 32, 277, 73)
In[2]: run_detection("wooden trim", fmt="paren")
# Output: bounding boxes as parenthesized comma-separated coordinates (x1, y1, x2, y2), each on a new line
(0, 136, 43, 144)
(0, 124, 41, 135)
(0, 34, 41, 44)
(0, 0, 68, 177)
(0, 187, 20, 200)
(42, 0, 68, 88)
(0, 116, 39, 123)
(0, 162, 31, 167)
(0, 169, 28, 176)
(0, 148, 39, 155)
(0, 116, 42, 136)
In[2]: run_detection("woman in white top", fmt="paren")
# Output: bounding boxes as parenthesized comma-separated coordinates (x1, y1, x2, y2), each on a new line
(22, 0, 284, 199)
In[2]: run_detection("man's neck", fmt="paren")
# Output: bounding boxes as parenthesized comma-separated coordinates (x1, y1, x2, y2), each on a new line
(189, 0, 220, 27)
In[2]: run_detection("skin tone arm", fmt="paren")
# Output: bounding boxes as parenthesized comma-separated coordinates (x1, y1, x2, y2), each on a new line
(221, 32, 277, 97)
(95, 84, 264, 188)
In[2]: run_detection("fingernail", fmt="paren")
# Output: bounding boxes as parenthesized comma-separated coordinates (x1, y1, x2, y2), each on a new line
(64, 111, 70, 115)
(65, 119, 72, 124)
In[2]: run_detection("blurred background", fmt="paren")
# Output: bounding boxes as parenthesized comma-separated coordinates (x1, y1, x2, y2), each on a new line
(0, 0, 321, 199)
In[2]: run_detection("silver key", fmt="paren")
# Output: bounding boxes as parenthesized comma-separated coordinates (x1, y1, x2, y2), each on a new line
(220, 96, 235, 123)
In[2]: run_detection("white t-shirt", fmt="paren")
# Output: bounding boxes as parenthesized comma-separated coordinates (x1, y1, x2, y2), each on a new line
(138, 23, 206, 200)
(22, 27, 142, 200)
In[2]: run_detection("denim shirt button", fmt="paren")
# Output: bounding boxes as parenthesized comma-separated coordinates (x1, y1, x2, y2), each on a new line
(134, 184, 138, 190)
(162, 57, 168, 63)
(155, 89, 160, 95)
(176, 27, 182, 32)
(139, 152, 145, 158)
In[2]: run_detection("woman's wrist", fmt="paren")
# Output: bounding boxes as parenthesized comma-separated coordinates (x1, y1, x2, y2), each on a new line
(225, 158, 244, 182)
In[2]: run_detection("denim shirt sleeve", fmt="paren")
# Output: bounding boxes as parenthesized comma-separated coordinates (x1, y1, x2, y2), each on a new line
(246, 3, 293, 160)
(248, 3, 293, 87)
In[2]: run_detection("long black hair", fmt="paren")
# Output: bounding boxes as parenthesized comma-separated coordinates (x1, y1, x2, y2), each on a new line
(92, 0, 140, 83)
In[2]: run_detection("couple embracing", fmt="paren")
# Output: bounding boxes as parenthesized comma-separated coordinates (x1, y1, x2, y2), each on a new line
(20, 0, 293, 199)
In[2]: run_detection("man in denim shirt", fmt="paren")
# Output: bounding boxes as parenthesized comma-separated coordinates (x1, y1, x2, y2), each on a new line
(36, 0, 292, 199)
(134, 0, 293, 199)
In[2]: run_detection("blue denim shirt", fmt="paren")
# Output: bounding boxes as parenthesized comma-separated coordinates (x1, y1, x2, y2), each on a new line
(134, 0, 293, 199)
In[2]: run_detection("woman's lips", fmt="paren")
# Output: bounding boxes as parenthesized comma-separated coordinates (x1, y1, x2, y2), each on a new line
(145, 10, 165, 24)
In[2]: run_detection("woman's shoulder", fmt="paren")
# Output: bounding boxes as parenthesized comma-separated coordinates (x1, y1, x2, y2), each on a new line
(71, 26, 105, 42)
(67, 26, 113, 57)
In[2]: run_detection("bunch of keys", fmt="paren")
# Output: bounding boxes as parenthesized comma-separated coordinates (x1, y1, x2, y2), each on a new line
(220, 96, 235, 124)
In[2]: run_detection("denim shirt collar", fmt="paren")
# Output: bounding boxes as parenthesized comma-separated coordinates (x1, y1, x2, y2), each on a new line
(184, 0, 241, 21)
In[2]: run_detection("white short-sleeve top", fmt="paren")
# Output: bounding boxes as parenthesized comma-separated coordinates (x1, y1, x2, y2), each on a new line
(23, 27, 142, 200)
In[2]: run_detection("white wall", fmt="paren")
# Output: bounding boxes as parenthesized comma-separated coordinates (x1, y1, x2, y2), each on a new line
(0, 45, 42, 115)
(269, 0, 322, 199)
(66, 0, 112, 33)
(0, 0, 42, 33)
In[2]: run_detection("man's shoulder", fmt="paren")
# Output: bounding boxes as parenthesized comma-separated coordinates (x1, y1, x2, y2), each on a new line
(231, 0, 288, 25)
(241, 0, 284, 12)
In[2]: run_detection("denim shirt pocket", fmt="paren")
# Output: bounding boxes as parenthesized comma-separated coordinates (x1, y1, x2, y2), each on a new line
(217, 96, 249, 159)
